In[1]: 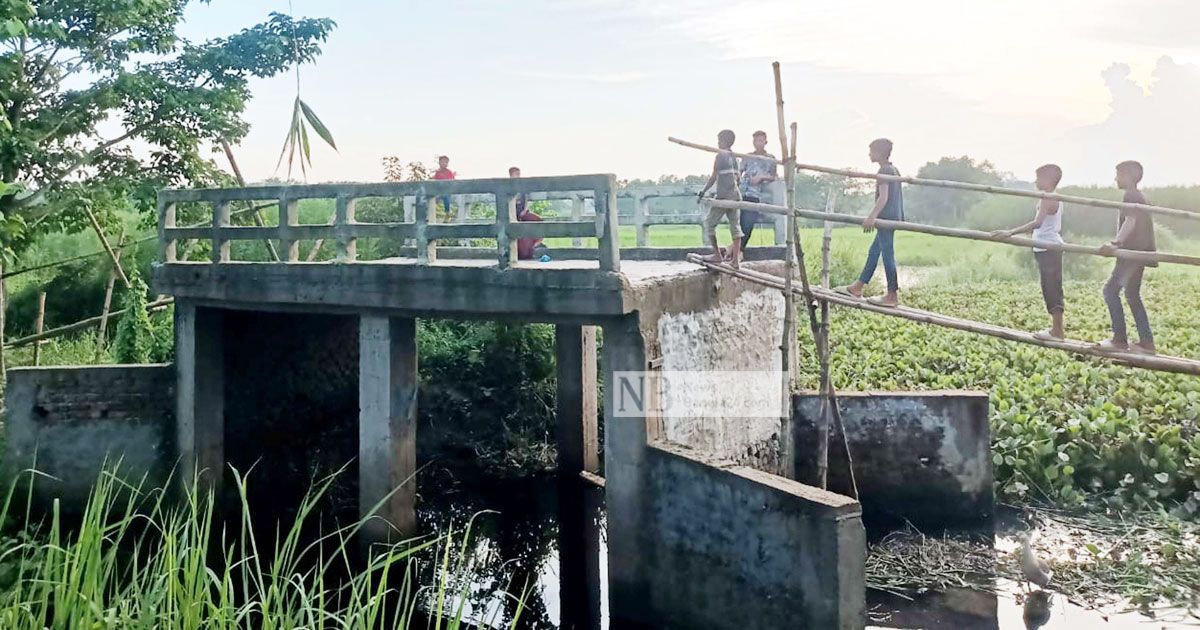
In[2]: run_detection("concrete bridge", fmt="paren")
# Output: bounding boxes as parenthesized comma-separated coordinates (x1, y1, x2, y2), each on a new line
(7, 173, 994, 629)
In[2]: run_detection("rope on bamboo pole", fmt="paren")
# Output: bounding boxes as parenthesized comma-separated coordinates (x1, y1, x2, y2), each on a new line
(705, 198, 1200, 268)
(685, 254, 1200, 377)
(668, 136, 1200, 222)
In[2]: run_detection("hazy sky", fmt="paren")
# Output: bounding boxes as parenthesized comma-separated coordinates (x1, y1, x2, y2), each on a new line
(180, 0, 1200, 186)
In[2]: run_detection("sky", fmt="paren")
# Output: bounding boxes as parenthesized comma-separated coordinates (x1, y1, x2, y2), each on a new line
(179, 0, 1200, 186)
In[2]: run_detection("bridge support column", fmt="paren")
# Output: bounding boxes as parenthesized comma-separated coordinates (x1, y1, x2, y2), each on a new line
(358, 316, 418, 545)
(600, 316, 651, 622)
(555, 325, 599, 475)
(175, 301, 224, 497)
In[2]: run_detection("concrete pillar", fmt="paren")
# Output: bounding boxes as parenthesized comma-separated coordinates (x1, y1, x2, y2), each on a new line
(555, 325, 599, 475)
(600, 315, 650, 622)
(175, 301, 224, 496)
(633, 194, 649, 247)
(359, 316, 418, 544)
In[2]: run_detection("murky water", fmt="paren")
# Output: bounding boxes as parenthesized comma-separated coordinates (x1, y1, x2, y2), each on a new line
(419, 469, 1193, 629)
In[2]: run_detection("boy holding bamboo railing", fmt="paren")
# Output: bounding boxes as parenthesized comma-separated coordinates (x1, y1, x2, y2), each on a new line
(992, 164, 1066, 340)
(1096, 160, 1157, 355)
(697, 129, 744, 268)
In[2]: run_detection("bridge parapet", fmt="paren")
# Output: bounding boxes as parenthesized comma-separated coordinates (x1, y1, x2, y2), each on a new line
(157, 174, 622, 271)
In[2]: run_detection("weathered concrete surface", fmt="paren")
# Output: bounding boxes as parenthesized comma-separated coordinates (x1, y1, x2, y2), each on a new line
(554, 325, 599, 475)
(657, 288, 785, 473)
(794, 391, 993, 529)
(175, 302, 223, 494)
(635, 441, 865, 629)
(5, 365, 174, 511)
(359, 316, 417, 543)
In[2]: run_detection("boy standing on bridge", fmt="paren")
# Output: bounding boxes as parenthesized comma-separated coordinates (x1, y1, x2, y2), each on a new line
(1096, 160, 1156, 355)
(697, 129, 743, 268)
(739, 130, 778, 248)
(433, 155, 456, 216)
(992, 164, 1066, 340)
(836, 138, 904, 306)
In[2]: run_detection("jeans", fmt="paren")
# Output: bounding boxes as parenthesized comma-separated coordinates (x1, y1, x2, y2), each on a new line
(1103, 260, 1153, 345)
(740, 194, 761, 247)
(858, 229, 898, 292)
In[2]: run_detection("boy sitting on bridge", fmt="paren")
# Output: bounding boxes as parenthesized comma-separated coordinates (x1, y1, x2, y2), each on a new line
(836, 138, 904, 306)
(1095, 160, 1156, 355)
(697, 129, 744, 268)
(992, 164, 1066, 340)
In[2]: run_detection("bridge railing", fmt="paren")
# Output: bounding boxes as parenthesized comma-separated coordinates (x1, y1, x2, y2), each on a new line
(157, 174, 622, 271)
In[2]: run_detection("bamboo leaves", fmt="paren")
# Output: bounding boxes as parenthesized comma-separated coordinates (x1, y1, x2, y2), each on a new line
(276, 96, 338, 180)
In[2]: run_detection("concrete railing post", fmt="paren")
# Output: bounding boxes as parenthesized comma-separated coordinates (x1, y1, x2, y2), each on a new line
(633, 193, 649, 247)
(596, 177, 621, 272)
(495, 192, 517, 269)
(403, 196, 415, 224)
(175, 301, 224, 498)
(157, 197, 176, 263)
(212, 201, 231, 264)
(335, 195, 357, 263)
(359, 316, 418, 546)
(278, 195, 299, 262)
(415, 193, 437, 264)
(570, 194, 585, 247)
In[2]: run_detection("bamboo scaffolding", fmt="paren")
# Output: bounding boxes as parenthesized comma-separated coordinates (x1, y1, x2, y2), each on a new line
(83, 207, 131, 288)
(96, 230, 125, 359)
(686, 254, 1200, 377)
(705, 198, 1200, 268)
(773, 63, 799, 480)
(7, 297, 174, 350)
(669, 136, 1200, 222)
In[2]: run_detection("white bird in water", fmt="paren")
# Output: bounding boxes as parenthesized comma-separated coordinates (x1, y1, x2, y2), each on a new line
(1019, 531, 1053, 591)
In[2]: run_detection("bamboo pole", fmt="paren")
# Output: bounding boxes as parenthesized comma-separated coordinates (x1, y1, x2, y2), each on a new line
(705, 199, 1200, 268)
(33, 291, 46, 365)
(96, 230, 125, 359)
(221, 139, 280, 262)
(83, 208, 131, 288)
(7, 297, 174, 350)
(685, 254, 1200, 377)
(773, 63, 799, 479)
(668, 136, 1200, 222)
(816, 192, 835, 489)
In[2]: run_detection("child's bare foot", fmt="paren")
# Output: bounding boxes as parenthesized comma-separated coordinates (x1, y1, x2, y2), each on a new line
(702, 253, 723, 263)
(1093, 339, 1128, 353)
(1032, 329, 1064, 341)
(1130, 341, 1157, 356)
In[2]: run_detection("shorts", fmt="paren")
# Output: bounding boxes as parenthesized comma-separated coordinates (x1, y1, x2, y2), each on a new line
(703, 205, 743, 239)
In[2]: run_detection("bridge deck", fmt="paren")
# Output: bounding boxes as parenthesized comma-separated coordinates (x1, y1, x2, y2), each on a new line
(152, 256, 731, 322)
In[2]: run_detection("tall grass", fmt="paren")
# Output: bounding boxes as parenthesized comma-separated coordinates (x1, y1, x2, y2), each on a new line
(0, 466, 526, 628)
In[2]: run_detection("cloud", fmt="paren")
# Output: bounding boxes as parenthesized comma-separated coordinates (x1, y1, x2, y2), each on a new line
(1064, 56, 1200, 184)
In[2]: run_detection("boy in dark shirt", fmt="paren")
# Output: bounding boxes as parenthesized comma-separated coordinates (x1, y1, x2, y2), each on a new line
(697, 129, 743, 268)
(837, 138, 904, 306)
(1096, 160, 1156, 354)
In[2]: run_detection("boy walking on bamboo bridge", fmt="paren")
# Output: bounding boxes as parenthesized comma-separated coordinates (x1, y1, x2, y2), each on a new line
(836, 138, 904, 307)
(992, 164, 1066, 340)
(697, 129, 744, 267)
(1096, 160, 1157, 355)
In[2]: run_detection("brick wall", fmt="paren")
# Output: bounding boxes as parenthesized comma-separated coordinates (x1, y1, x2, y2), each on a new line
(5, 365, 174, 512)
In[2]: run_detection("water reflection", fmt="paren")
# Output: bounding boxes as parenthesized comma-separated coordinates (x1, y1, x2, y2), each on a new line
(419, 471, 1180, 630)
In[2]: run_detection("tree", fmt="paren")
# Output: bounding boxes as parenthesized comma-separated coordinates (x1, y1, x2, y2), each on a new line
(0, 1, 336, 253)
(907, 156, 1006, 225)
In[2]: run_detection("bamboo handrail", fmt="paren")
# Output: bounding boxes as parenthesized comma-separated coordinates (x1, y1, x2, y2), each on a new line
(704, 198, 1200, 268)
(686, 254, 1200, 377)
(668, 136, 1200, 222)
(5, 297, 174, 349)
